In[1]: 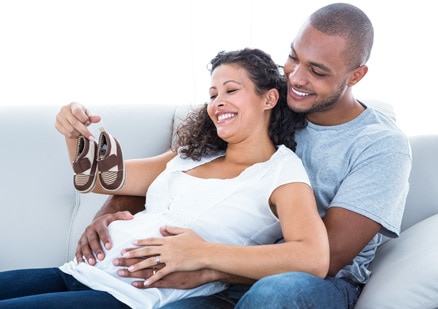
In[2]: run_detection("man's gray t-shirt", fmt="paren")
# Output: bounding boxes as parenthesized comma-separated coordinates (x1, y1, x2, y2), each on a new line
(295, 104, 412, 284)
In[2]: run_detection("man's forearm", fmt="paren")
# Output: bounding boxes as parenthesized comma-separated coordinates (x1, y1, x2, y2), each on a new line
(208, 269, 256, 285)
(94, 195, 146, 219)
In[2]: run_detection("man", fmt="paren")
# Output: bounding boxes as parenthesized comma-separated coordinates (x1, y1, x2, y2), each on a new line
(56, 3, 411, 308)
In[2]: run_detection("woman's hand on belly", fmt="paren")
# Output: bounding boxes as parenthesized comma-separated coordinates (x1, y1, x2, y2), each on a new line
(118, 226, 209, 286)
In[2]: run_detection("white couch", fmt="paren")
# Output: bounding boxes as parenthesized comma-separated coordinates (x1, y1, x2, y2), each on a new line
(1, 102, 437, 308)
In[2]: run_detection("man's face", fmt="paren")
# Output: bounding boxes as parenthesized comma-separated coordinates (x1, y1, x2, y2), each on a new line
(283, 23, 350, 115)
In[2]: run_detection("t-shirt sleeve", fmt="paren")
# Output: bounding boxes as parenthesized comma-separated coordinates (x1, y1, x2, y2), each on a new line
(270, 146, 311, 190)
(331, 134, 412, 237)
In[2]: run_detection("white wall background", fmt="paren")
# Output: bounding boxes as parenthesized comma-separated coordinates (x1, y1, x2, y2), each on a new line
(0, 0, 436, 136)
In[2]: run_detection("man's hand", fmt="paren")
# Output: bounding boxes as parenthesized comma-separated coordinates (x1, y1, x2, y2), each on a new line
(76, 195, 146, 265)
(114, 257, 255, 289)
(114, 257, 214, 289)
(76, 211, 134, 265)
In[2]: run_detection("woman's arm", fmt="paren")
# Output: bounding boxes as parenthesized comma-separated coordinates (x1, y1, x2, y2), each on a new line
(125, 182, 329, 285)
(55, 102, 177, 197)
(56, 102, 180, 263)
(91, 151, 176, 196)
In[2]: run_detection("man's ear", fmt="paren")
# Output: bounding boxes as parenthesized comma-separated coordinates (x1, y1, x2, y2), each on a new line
(264, 88, 279, 110)
(348, 65, 368, 86)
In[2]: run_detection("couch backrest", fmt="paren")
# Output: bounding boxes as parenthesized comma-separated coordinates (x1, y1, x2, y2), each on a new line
(401, 134, 438, 231)
(0, 105, 76, 271)
(1, 102, 435, 273)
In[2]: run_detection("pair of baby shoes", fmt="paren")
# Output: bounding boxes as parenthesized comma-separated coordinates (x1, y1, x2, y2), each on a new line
(72, 127, 125, 193)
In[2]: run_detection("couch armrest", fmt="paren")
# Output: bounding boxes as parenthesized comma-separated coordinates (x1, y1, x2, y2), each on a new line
(355, 213, 438, 309)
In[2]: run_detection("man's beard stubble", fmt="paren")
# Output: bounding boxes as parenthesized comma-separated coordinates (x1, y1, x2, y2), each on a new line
(289, 78, 348, 115)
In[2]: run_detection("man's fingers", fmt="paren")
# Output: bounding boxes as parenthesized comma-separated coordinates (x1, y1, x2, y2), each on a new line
(76, 237, 97, 265)
(86, 232, 106, 262)
(77, 211, 135, 264)
(117, 268, 151, 279)
(74, 211, 135, 269)
(96, 211, 134, 252)
(75, 252, 85, 264)
(77, 225, 107, 264)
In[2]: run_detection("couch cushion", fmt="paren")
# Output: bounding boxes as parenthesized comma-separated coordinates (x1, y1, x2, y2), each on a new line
(355, 213, 438, 309)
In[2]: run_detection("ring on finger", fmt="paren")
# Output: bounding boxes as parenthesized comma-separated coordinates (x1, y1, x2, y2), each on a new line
(155, 256, 160, 265)
(152, 268, 157, 275)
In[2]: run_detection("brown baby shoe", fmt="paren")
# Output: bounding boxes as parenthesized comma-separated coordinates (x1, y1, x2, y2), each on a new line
(96, 127, 125, 191)
(72, 136, 98, 193)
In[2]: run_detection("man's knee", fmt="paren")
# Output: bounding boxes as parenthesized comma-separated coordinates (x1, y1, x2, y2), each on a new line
(236, 272, 322, 309)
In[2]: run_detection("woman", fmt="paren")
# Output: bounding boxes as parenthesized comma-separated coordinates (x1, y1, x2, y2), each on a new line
(0, 48, 329, 309)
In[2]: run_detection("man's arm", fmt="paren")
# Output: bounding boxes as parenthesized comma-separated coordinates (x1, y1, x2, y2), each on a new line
(145, 270, 256, 289)
(76, 195, 146, 265)
(94, 195, 146, 218)
(131, 207, 379, 289)
(117, 208, 379, 289)
(323, 207, 381, 276)
(142, 208, 378, 288)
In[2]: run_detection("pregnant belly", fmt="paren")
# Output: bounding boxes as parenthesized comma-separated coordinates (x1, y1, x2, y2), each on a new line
(94, 213, 168, 275)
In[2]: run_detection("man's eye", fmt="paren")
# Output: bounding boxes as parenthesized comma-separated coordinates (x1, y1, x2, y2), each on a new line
(311, 69, 326, 77)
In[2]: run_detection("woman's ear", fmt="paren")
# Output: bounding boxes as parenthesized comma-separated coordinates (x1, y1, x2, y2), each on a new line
(264, 88, 279, 110)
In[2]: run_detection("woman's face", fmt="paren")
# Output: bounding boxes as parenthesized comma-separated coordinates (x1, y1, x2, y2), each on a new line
(207, 64, 272, 143)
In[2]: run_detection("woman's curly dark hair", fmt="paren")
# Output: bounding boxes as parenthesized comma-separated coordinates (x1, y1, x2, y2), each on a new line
(173, 48, 307, 160)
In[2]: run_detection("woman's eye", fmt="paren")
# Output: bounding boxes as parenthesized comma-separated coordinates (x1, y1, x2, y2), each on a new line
(227, 89, 237, 94)
(288, 54, 298, 63)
